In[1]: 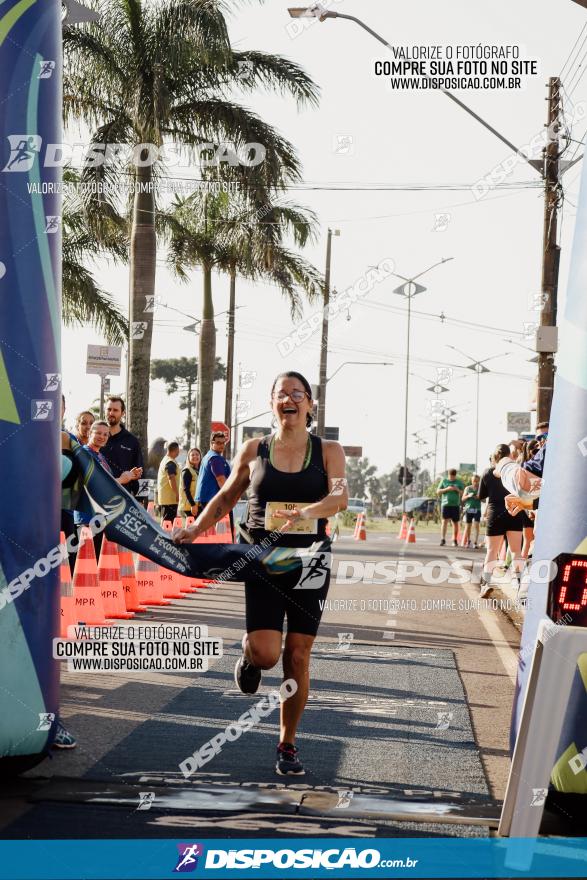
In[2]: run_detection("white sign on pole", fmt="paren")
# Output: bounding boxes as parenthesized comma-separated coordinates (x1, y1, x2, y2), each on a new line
(86, 345, 122, 377)
(507, 411, 532, 434)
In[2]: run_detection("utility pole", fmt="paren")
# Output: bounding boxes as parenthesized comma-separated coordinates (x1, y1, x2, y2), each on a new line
(317, 228, 339, 437)
(224, 266, 236, 458)
(537, 77, 562, 423)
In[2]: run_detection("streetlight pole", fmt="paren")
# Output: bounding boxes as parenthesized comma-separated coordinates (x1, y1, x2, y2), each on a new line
(327, 360, 393, 385)
(447, 346, 510, 473)
(317, 228, 340, 437)
(402, 286, 413, 513)
(390, 258, 454, 513)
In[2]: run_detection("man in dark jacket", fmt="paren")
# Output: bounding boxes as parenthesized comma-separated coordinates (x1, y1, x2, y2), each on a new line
(102, 396, 143, 496)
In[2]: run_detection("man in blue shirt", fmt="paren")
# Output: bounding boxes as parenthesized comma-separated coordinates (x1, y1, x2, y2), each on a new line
(195, 431, 231, 513)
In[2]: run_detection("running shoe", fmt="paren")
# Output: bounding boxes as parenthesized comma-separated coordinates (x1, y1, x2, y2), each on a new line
(52, 721, 77, 749)
(439, 539, 446, 547)
(452, 540, 458, 547)
(275, 742, 305, 776)
(234, 655, 262, 695)
(466, 541, 472, 549)
(479, 578, 493, 599)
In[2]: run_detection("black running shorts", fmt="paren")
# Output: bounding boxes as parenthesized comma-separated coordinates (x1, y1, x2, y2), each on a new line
(465, 510, 481, 523)
(245, 565, 331, 637)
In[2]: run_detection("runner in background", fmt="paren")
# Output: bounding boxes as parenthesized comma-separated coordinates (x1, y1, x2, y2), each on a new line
(462, 474, 481, 549)
(178, 447, 201, 523)
(157, 441, 181, 525)
(519, 440, 539, 559)
(436, 468, 464, 547)
(478, 444, 524, 598)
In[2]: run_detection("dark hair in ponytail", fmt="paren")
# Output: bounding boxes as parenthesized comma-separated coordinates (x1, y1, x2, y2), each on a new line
(492, 443, 510, 465)
(271, 371, 314, 428)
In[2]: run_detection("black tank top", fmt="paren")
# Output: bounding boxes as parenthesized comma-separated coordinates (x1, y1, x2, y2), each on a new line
(245, 434, 329, 547)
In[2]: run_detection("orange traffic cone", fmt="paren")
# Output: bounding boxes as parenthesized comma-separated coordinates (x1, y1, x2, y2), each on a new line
(353, 513, 361, 539)
(136, 556, 171, 606)
(355, 513, 367, 542)
(159, 521, 191, 598)
(98, 539, 134, 619)
(118, 546, 146, 613)
(405, 518, 416, 544)
(72, 527, 112, 625)
(59, 531, 77, 638)
(398, 514, 408, 540)
(196, 533, 231, 545)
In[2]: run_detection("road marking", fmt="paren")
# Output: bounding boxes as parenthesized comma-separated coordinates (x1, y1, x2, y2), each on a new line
(449, 556, 518, 684)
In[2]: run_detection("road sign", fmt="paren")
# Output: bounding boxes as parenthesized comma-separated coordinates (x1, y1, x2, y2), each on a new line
(325, 426, 339, 441)
(343, 445, 362, 457)
(86, 345, 121, 377)
(460, 463, 476, 473)
(211, 421, 230, 441)
(507, 411, 532, 434)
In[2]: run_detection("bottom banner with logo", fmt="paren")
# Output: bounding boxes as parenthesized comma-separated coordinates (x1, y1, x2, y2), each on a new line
(1, 838, 587, 878)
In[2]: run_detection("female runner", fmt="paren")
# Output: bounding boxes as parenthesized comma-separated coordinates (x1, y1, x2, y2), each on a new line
(174, 371, 348, 775)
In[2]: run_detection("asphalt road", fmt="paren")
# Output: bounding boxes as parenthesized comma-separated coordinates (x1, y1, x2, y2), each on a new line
(0, 527, 522, 840)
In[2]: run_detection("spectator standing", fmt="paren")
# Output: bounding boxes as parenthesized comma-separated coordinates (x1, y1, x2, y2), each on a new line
(462, 474, 482, 550)
(195, 432, 231, 516)
(436, 468, 464, 547)
(75, 420, 142, 558)
(74, 411, 95, 445)
(157, 441, 181, 525)
(178, 447, 202, 522)
(102, 397, 143, 496)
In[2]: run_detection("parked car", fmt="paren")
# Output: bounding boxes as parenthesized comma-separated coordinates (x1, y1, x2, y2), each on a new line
(347, 497, 366, 515)
(387, 498, 437, 519)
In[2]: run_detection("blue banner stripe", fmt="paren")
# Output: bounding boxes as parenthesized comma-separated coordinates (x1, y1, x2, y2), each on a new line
(2, 838, 587, 879)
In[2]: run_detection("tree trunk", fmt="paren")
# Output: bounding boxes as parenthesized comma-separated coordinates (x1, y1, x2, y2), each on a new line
(185, 380, 193, 448)
(127, 163, 155, 458)
(197, 262, 215, 448)
(224, 263, 236, 457)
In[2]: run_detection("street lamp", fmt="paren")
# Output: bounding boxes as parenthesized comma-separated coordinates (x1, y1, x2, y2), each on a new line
(326, 360, 392, 384)
(388, 258, 454, 514)
(447, 345, 510, 473)
(317, 228, 340, 437)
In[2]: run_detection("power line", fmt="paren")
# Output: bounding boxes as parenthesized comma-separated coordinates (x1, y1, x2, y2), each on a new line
(560, 22, 587, 80)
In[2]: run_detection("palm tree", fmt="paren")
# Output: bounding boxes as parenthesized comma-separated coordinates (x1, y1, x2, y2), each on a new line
(62, 171, 128, 344)
(162, 192, 323, 447)
(63, 0, 319, 456)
